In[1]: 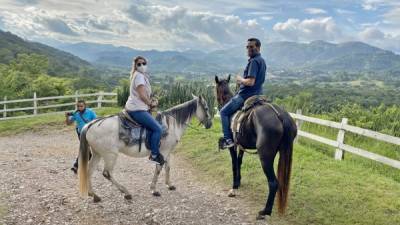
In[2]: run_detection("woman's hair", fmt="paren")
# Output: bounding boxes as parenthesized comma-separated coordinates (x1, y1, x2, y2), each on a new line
(130, 56, 147, 80)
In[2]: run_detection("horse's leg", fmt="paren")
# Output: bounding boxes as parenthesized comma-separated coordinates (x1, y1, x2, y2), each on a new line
(228, 146, 239, 197)
(87, 151, 101, 202)
(164, 159, 176, 191)
(102, 153, 133, 200)
(150, 164, 163, 196)
(237, 149, 245, 187)
(257, 145, 279, 220)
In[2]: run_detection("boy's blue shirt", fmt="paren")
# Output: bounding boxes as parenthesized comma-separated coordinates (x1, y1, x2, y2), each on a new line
(69, 108, 97, 133)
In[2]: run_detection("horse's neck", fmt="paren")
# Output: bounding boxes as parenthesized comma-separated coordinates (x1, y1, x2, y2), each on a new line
(164, 99, 197, 139)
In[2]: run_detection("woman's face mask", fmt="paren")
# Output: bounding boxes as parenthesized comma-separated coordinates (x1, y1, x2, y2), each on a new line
(136, 61, 147, 73)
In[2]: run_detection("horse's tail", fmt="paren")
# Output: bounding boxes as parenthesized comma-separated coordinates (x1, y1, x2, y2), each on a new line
(78, 125, 90, 197)
(277, 111, 297, 215)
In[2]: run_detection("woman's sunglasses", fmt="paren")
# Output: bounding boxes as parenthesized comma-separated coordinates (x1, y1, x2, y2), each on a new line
(137, 62, 147, 67)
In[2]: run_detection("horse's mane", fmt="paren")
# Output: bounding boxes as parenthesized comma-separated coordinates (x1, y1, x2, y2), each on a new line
(163, 98, 198, 126)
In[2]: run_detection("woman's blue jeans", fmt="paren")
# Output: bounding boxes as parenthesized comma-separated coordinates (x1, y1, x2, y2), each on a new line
(220, 95, 245, 141)
(127, 110, 162, 156)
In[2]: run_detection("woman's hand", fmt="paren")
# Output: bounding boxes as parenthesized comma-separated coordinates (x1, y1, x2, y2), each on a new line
(150, 98, 158, 109)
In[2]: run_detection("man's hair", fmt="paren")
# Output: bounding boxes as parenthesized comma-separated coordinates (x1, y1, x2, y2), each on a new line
(248, 38, 261, 47)
(77, 100, 86, 105)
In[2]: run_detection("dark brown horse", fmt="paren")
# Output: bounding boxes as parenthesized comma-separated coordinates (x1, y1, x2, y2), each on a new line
(215, 75, 297, 219)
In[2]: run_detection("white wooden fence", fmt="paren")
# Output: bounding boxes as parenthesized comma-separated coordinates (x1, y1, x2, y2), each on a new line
(291, 110, 400, 169)
(0, 91, 117, 121)
(1, 95, 399, 169)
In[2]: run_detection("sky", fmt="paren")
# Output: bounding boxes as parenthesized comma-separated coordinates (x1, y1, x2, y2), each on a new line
(0, 0, 399, 52)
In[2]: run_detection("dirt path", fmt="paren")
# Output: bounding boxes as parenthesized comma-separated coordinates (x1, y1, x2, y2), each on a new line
(0, 127, 267, 225)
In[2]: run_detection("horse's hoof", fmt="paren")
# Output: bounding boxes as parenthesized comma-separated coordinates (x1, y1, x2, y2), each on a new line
(168, 185, 176, 191)
(256, 209, 270, 220)
(124, 194, 132, 200)
(256, 214, 265, 220)
(93, 195, 101, 203)
(152, 191, 161, 197)
(228, 189, 237, 197)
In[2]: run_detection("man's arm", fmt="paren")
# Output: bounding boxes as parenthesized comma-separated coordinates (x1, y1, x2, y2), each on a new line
(237, 76, 255, 86)
(237, 59, 259, 86)
(65, 112, 74, 125)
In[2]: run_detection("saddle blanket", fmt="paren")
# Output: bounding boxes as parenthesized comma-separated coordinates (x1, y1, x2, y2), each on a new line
(118, 111, 168, 150)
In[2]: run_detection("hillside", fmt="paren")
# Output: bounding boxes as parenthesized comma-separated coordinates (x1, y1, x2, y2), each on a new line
(0, 30, 91, 76)
(58, 40, 400, 73)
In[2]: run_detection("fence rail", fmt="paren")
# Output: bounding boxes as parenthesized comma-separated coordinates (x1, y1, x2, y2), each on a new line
(290, 110, 400, 169)
(0, 91, 117, 121)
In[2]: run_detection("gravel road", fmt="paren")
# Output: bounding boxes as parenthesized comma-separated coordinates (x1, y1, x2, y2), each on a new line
(0, 127, 268, 225)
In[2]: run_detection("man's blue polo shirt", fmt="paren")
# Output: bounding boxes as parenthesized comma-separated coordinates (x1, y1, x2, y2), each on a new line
(237, 53, 267, 100)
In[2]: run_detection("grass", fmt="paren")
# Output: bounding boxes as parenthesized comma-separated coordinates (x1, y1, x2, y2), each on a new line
(175, 119, 400, 225)
(298, 120, 400, 182)
(0, 107, 121, 136)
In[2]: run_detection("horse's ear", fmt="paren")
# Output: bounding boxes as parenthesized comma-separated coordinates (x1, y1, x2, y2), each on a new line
(227, 74, 231, 83)
(215, 75, 219, 84)
(191, 93, 198, 99)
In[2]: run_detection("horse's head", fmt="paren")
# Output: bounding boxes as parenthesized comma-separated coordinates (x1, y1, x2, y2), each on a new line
(192, 94, 212, 129)
(215, 75, 234, 110)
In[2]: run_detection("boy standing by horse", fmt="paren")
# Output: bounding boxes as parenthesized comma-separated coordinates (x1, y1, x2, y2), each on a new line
(65, 100, 97, 173)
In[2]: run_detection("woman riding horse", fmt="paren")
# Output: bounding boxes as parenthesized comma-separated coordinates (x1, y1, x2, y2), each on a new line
(125, 56, 164, 165)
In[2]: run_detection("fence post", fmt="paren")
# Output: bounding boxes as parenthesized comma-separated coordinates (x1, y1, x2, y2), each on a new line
(3, 96, 7, 118)
(97, 91, 103, 108)
(294, 109, 303, 143)
(75, 91, 79, 110)
(335, 118, 348, 160)
(33, 92, 38, 115)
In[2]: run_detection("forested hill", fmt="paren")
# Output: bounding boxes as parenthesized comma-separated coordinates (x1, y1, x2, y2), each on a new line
(0, 30, 91, 76)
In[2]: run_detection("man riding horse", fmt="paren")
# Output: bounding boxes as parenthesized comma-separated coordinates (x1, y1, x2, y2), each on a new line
(216, 38, 297, 219)
(220, 37, 266, 149)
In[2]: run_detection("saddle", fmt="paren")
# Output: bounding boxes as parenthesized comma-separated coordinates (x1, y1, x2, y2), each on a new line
(231, 95, 278, 137)
(118, 109, 168, 152)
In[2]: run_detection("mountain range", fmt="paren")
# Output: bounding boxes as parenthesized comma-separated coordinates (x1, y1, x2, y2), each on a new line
(58, 40, 400, 73)
(1, 29, 400, 75)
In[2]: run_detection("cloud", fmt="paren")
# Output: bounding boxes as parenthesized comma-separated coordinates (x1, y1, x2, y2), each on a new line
(41, 18, 78, 36)
(305, 8, 327, 15)
(361, 0, 400, 11)
(0, 7, 79, 38)
(124, 4, 265, 49)
(273, 17, 342, 42)
(358, 27, 400, 53)
(260, 16, 273, 21)
(359, 27, 384, 40)
(15, 0, 39, 4)
(336, 9, 355, 14)
(384, 6, 400, 25)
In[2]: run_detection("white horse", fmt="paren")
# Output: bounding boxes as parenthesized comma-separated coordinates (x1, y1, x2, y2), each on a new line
(78, 96, 212, 201)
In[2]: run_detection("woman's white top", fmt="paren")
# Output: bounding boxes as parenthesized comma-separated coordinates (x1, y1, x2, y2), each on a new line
(125, 71, 152, 111)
